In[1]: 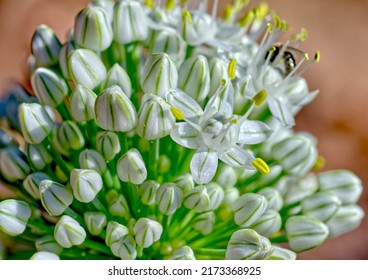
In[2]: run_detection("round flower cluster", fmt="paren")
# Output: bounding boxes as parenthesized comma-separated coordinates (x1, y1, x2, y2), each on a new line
(0, 0, 364, 260)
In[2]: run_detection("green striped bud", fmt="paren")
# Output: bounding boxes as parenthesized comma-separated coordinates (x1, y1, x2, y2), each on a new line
(183, 185, 210, 213)
(31, 68, 68, 107)
(178, 55, 210, 102)
(285, 215, 329, 252)
(250, 210, 281, 237)
(106, 190, 129, 218)
(137, 94, 175, 140)
(326, 205, 364, 237)
(317, 170, 363, 205)
(193, 211, 215, 235)
(169, 246, 196, 260)
(117, 149, 147, 184)
(35, 235, 63, 255)
(23, 172, 51, 200)
(54, 215, 86, 248)
(209, 57, 229, 97)
(69, 49, 107, 89)
(39, 180, 73, 216)
(105, 221, 129, 247)
(206, 182, 224, 211)
(232, 193, 268, 228)
(149, 30, 183, 61)
(70, 169, 103, 203)
(226, 229, 273, 260)
(74, 6, 113, 51)
(0, 147, 30, 182)
(0, 199, 31, 236)
(301, 192, 341, 223)
(84, 212, 107, 236)
(59, 40, 77, 79)
(0, 129, 17, 148)
(56, 121, 85, 151)
(110, 234, 137, 260)
(267, 246, 296, 260)
(139, 180, 159, 205)
(215, 165, 237, 189)
(113, 0, 148, 44)
(25, 143, 52, 171)
(156, 183, 183, 215)
(79, 149, 107, 175)
(96, 131, 121, 161)
(282, 174, 318, 206)
(19, 103, 54, 144)
(257, 187, 283, 212)
(31, 24, 61, 67)
(30, 251, 60, 260)
(102, 64, 132, 98)
(133, 218, 163, 248)
(141, 53, 178, 97)
(222, 186, 240, 206)
(90, 0, 114, 23)
(95, 85, 137, 132)
(70, 85, 97, 122)
(173, 173, 194, 195)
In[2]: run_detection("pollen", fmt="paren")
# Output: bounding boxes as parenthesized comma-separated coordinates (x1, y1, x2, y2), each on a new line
(171, 107, 185, 120)
(252, 158, 270, 174)
(228, 59, 237, 80)
(252, 90, 268, 107)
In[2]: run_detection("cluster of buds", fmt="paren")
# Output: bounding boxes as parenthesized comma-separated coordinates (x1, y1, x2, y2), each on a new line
(0, 0, 364, 260)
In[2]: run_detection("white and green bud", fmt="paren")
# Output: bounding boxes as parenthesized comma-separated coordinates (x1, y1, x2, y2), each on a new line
(282, 174, 318, 206)
(173, 173, 194, 195)
(0, 147, 30, 182)
(110, 234, 137, 260)
(222, 186, 240, 206)
(23, 172, 51, 200)
(0, 129, 17, 148)
(19, 103, 54, 144)
(137, 94, 175, 140)
(169, 246, 196, 260)
(35, 235, 63, 255)
(95, 85, 137, 132)
(232, 193, 268, 228)
(84, 212, 107, 236)
(139, 180, 159, 205)
(70, 169, 103, 203)
(116, 148, 147, 184)
(26, 143, 52, 171)
(31, 24, 62, 67)
(183, 185, 210, 213)
(250, 210, 281, 237)
(133, 218, 163, 248)
(50, 127, 68, 156)
(326, 205, 364, 237)
(301, 192, 341, 223)
(105, 221, 129, 246)
(141, 53, 178, 97)
(30, 251, 60, 260)
(70, 85, 97, 122)
(193, 211, 215, 235)
(31, 68, 68, 107)
(157, 154, 171, 174)
(79, 149, 107, 175)
(156, 183, 183, 215)
(257, 188, 283, 212)
(285, 215, 329, 252)
(90, 0, 114, 23)
(74, 6, 113, 51)
(106, 190, 129, 218)
(226, 229, 273, 260)
(96, 131, 121, 161)
(0, 199, 31, 236)
(59, 40, 77, 79)
(56, 121, 85, 151)
(215, 165, 238, 189)
(54, 163, 72, 184)
(178, 55, 210, 102)
(69, 49, 107, 89)
(39, 180, 73, 216)
(149, 30, 183, 61)
(317, 170, 363, 205)
(209, 57, 229, 97)
(102, 64, 132, 98)
(267, 246, 297, 260)
(206, 182, 224, 211)
(113, 0, 148, 44)
(54, 215, 86, 248)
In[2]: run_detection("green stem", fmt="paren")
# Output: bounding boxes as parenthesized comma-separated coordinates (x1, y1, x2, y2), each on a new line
(148, 139, 159, 179)
(27, 220, 54, 235)
(43, 138, 71, 176)
(56, 102, 71, 121)
(82, 239, 114, 256)
(269, 234, 288, 243)
(194, 248, 226, 258)
(185, 45, 195, 59)
(124, 42, 141, 109)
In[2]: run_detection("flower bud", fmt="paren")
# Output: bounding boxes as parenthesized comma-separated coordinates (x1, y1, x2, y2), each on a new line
(283, 174, 318, 206)
(105, 221, 129, 247)
(90, 0, 114, 23)
(222, 186, 240, 206)
(39, 180, 73, 216)
(206, 182, 224, 211)
(173, 173, 194, 195)
(74, 6, 113, 51)
(56, 121, 85, 151)
(19, 103, 54, 145)
(183, 185, 210, 213)
(267, 246, 296, 260)
(79, 149, 107, 175)
(178, 55, 210, 101)
(30, 251, 60, 260)
(0, 147, 30, 182)
(139, 180, 159, 205)
(133, 218, 163, 248)
(137, 94, 175, 140)
(70, 169, 103, 203)
(59, 40, 77, 79)
(23, 172, 51, 200)
(31, 24, 61, 67)
(96, 131, 121, 161)
(193, 211, 215, 235)
(110, 234, 137, 260)
(226, 229, 273, 260)
(106, 190, 129, 218)
(317, 170, 363, 205)
(69, 49, 107, 89)
(257, 187, 283, 212)
(301, 192, 341, 223)
(31, 68, 68, 107)
(113, 0, 148, 44)
(54, 215, 86, 248)
(156, 183, 182, 215)
(102, 64, 132, 98)
(326, 205, 364, 237)
(250, 210, 281, 237)
(215, 165, 237, 189)
(70, 85, 97, 122)
(232, 193, 267, 228)
(95, 85, 137, 132)
(117, 148, 147, 184)
(25, 143, 52, 171)
(84, 212, 107, 236)
(0, 199, 31, 236)
(285, 215, 329, 252)
(141, 53, 178, 97)
(208, 57, 229, 97)
(169, 246, 196, 260)
(54, 163, 72, 184)
(157, 154, 171, 174)
(149, 30, 183, 61)
(35, 235, 63, 255)
(0, 129, 17, 148)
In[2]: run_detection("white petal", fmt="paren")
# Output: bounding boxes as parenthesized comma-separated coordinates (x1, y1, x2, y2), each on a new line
(190, 149, 218, 184)
(238, 120, 273, 145)
(165, 88, 203, 119)
(268, 96, 295, 128)
(170, 123, 201, 149)
(218, 146, 254, 169)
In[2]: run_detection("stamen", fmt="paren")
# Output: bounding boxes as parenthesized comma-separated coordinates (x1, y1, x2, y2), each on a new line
(222, 5, 233, 20)
(211, 0, 219, 19)
(252, 89, 268, 107)
(228, 59, 237, 80)
(165, 0, 176, 10)
(314, 51, 321, 62)
(255, 2, 269, 20)
(171, 107, 185, 120)
(312, 155, 325, 172)
(252, 158, 270, 174)
(182, 10, 192, 24)
(144, 0, 155, 8)
(238, 10, 254, 27)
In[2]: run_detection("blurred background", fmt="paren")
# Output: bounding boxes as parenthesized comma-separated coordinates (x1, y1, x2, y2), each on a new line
(0, 0, 367, 259)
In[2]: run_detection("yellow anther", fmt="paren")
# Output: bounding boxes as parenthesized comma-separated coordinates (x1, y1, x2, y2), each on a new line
(304, 53, 310, 60)
(238, 10, 254, 27)
(165, 0, 175, 10)
(228, 59, 237, 80)
(252, 89, 268, 107)
(281, 20, 289, 32)
(233, 0, 249, 12)
(221, 79, 227, 86)
(269, 45, 277, 53)
(314, 51, 321, 62)
(171, 107, 185, 120)
(300, 28, 308, 41)
(255, 2, 269, 19)
(252, 158, 270, 174)
(182, 10, 192, 24)
(222, 5, 233, 20)
(180, 0, 187, 4)
(312, 155, 325, 172)
(266, 22, 273, 32)
(273, 14, 281, 29)
(230, 118, 238, 125)
(144, 0, 155, 8)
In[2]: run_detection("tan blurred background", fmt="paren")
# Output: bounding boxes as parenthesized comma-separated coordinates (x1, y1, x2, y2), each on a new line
(0, 0, 367, 259)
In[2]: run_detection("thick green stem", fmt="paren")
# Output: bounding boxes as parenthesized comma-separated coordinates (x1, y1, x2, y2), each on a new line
(124, 42, 141, 109)
(148, 139, 159, 179)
